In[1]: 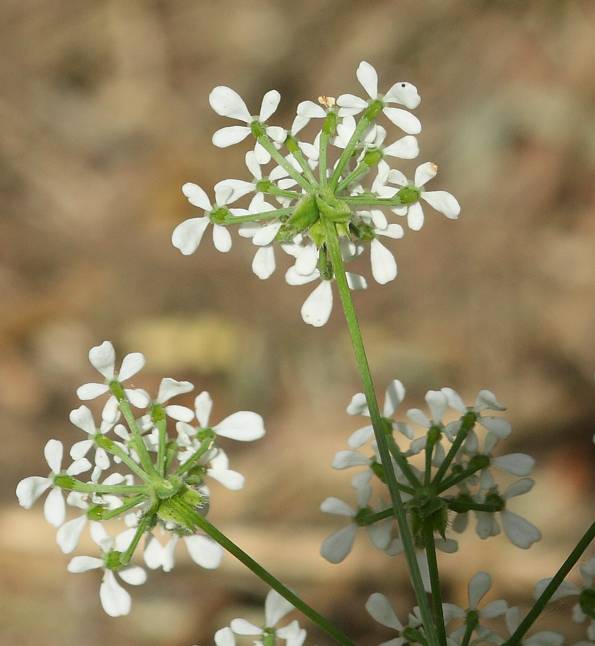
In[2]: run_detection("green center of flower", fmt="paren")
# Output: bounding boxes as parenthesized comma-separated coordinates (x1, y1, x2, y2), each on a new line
(397, 185, 421, 205)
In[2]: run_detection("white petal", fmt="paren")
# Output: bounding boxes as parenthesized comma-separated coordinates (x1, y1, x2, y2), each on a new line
(347, 425, 374, 448)
(253, 222, 282, 246)
(215, 411, 265, 441)
(441, 388, 467, 413)
(118, 566, 147, 586)
(388, 169, 407, 186)
(245, 150, 262, 178)
(370, 209, 388, 229)
(213, 224, 232, 252)
(209, 86, 251, 122)
(77, 382, 110, 400)
(320, 497, 355, 517)
(331, 450, 369, 469)
(213, 124, 252, 147)
(208, 467, 245, 490)
(16, 476, 51, 509)
(407, 408, 431, 428)
(422, 191, 460, 219)
(383, 135, 419, 159)
(265, 589, 294, 627)
(67, 555, 103, 573)
(366, 517, 392, 550)
(385, 81, 421, 109)
(297, 101, 326, 118)
(266, 126, 287, 143)
(346, 272, 368, 290)
(383, 380, 405, 417)
(336, 93, 368, 111)
(320, 524, 357, 564)
(347, 392, 369, 416)
(69, 405, 97, 435)
(164, 405, 194, 422)
(125, 388, 150, 408)
(383, 107, 421, 134)
(365, 592, 403, 630)
(44, 438, 63, 473)
(475, 390, 506, 412)
(492, 454, 534, 477)
(157, 377, 193, 404)
(89, 341, 116, 379)
(194, 391, 213, 427)
(501, 511, 541, 549)
(480, 600, 508, 619)
(479, 416, 511, 438)
(43, 487, 65, 527)
(414, 162, 438, 186)
(100, 570, 131, 617)
(215, 627, 236, 646)
(66, 457, 92, 476)
(259, 90, 281, 122)
(468, 571, 492, 608)
(407, 202, 424, 231)
(118, 352, 145, 381)
(357, 61, 378, 99)
(252, 246, 276, 280)
(285, 266, 319, 286)
(230, 618, 262, 635)
(426, 390, 448, 424)
(370, 239, 397, 285)
(376, 223, 404, 240)
(295, 244, 319, 276)
(144, 536, 164, 569)
(184, 535, 223, 569)
(301, 281, 333, 327)
(172, 217, 210, 255)
(181, 182, 212, 210)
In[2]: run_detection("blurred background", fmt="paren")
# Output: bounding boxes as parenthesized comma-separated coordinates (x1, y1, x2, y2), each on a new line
(1, 1, 594, 644)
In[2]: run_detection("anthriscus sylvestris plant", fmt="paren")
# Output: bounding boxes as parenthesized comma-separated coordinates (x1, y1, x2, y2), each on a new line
(17, 61, 593, 645)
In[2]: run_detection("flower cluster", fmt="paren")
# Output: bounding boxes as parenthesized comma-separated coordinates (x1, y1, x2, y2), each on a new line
(320, 380, 540, 568)
(172, 61, 460, 327)
(212, 589, 307, 646)
(16, 341, 265, 616)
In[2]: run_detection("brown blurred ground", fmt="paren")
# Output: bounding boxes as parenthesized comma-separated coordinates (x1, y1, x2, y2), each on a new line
(1, 1, 594, 644)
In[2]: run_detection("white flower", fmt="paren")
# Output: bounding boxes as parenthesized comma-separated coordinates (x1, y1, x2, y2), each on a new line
(67, 522, 146, 617)
(441, 387, 512, 440)
(320, 481, 392, 564)
(475, 479, 542, 549)
(68, 405, 116, 472)
(16, 439, 91, 527)
(229, 589, 306, 645)
(209, 86, 286, 163)
(143, 532, 223, 572)
(192, 390, 265, 441)
(337, 61, 422, 134)
(365, 592, 422, 645)
(172, 183, 239, 255)
(347, 378, 412, 448)
(139, 378, 194, 431)
(76, 341, 149, 420)
(388, 162, 460, 230)
(443, 571, 508, 643)
(504, 607, 564, 645)
(534, 557, 595, 642)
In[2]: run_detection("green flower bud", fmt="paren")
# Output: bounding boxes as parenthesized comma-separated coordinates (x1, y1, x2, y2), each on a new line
(363, 148, 383, 166)
(286, 194, 320, 233)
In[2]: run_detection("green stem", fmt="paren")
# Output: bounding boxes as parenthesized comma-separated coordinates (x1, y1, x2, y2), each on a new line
(437, 463, 485, 493)
(329, 116, 372, 189)
(423, 524, 447, 646)
(286, 137, 318, 186)
(503, 521, 595, 646)
(319, 131, 330, 186)
(342, 195, 403, 207)
(188, 509, 355, 646)
(460, 617, 477, 646)
(425, 441, 434, 488)
(175, 434, 215, 477)
(386, 435, 422, 489)
(432, 412, 476, 488)
(119, 513, 153, 566)
(323, 218, 438, 646)
(256, 135, 313, 192)
(263, 187, 301, 200)
(336, 161, 371, 193)
(100, 494, 146, 520)
(59, 479, 147, 496)
(222, 208, 293, 224)
(98, 437, 152, 483)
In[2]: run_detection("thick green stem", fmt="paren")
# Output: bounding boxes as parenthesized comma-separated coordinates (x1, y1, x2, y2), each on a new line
(323, 218, 439, 646)
(188, 509, 355, 646)
(423, 525, 447, 646)
(503, 521, 595, 645)
(97, 437, 152, 483)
